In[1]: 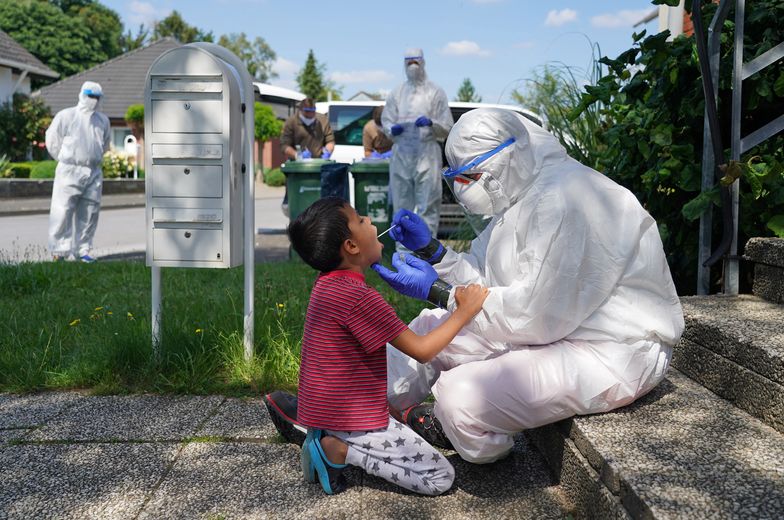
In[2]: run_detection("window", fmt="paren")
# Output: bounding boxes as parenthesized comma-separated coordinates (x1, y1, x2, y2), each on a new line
(111, 127, 133, 151)
(330, 106, 375, 146)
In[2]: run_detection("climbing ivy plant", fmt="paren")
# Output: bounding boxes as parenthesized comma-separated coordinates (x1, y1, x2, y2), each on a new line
(571, 0, 784, 294)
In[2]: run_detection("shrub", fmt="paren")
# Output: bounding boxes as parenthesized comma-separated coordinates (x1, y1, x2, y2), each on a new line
(571, 1, 784, 294)
(8, 163, 33, 178)
(0, 94, 51, 161)
(101, 151, 134, 178)
(124, 104, 144, 125)
(30, 161, 57, 179)
(0, 154, 12, 178)
(264, 167, 285, 187)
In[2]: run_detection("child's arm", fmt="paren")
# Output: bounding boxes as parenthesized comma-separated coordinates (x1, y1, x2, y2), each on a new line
(390, 284, 489, 364)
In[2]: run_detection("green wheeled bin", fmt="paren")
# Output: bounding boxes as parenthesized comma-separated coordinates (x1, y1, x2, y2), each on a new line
(281, 159, 333, 259)
(350, 159, 395, 256)
(281, 159, 334, 221)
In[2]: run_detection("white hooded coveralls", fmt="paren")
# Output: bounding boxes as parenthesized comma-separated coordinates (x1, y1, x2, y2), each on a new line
(382, 49, 453, 238)
(387, 109, 685, 464)
(45, 81, 111, 257)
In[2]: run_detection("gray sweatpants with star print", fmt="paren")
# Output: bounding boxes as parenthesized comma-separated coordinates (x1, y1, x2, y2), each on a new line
(326, 416, 454, 495)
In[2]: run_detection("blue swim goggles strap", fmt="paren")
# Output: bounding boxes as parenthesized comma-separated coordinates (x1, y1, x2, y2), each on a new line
(442, 137, 516, 179)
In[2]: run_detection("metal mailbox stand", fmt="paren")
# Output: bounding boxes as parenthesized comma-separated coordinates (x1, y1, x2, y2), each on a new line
(144, 43, 255, 360)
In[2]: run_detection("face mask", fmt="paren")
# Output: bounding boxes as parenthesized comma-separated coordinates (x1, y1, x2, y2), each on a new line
(83, 98, 99, 111)
(454, 174, 510, 216)
(299, 114, 315, 126)
(406, 63, 423, 82)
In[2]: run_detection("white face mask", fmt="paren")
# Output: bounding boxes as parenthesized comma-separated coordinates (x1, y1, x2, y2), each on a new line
(453, 175, 510, 216)
(405, 63, 424, 82)
(299, 114, 315, 126)
(83, 98, 99, 111)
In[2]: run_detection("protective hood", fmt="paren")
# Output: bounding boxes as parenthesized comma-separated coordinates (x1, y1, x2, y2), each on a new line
(77, 81, 103, 113)
(403, 47, 426, 84)
(445, 108, 566, 209)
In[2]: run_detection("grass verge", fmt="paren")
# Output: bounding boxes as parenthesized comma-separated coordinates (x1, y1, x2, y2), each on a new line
(0, 260, 427, 395)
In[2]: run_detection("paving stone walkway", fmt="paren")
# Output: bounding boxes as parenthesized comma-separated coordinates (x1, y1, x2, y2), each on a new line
(0, 392, 569, 519)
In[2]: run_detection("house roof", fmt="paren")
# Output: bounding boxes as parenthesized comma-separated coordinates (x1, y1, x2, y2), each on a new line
(348, 90, 384, 101)
(34, 38, 182, 121)
(0, 30, 58, 79)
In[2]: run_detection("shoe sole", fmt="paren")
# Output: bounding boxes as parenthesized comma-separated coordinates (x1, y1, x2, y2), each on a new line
(263, 394, 307, 446)
(301, 432, 316, 483)
(308, 430, 348, 495)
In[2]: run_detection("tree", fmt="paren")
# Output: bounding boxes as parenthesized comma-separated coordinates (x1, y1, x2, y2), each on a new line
(296, 49, 342, 101)
(63, 1, 123, 61)
(120, 24, 150, 53)
(0, 1, 118, 81)
(455, 78, 482, 103)
(0, 94, 52, 162)
(218, 33, 277, 82)
(254, 102, 283, 182)
(152, 10, 213, 43)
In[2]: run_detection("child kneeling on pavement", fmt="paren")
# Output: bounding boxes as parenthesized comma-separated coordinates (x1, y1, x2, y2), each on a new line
(287, 197, 489, 495)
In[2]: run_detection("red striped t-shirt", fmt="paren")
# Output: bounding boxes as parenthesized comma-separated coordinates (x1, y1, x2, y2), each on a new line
(297, 270, 408, 431)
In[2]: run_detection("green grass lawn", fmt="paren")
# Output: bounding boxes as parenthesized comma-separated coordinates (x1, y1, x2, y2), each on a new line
(0, 260, 428, 396)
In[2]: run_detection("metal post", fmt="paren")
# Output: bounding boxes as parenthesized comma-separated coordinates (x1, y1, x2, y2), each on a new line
(726, 0, 744, 295)
(151, 265, 162, 358)
(697, 0, 731, 294)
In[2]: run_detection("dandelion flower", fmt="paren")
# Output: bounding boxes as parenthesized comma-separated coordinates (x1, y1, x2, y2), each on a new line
(107, 311, 113, 316)
(277, 303, 284, 309)
(69, 319, 80, 326)
(94, 306, 104, 312)
(195, 328, 204, 334)
(127, 312, 134, 320)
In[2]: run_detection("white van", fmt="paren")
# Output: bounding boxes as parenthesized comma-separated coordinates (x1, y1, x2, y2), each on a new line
(315, 100, 543, 164)
(315, 100, 543, 236)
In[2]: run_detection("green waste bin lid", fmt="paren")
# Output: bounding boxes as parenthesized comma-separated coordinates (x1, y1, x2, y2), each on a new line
(350, 160, 390, 174)
(281, 159, 334, 173)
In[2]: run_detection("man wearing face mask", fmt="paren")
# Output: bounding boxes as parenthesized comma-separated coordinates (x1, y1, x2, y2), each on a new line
(45, 81, 111, 263)
(279, 98, 335, 215)
(382, 48, 453, 239)
(371, 108, 685, 464)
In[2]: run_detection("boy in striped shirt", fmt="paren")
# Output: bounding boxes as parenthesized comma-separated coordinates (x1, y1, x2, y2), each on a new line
(287, 196, 488, 495)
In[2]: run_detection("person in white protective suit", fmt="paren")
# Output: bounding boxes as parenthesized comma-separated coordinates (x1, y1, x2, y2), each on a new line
(381, 48, 453, 239)
(263, 108, 684, 465)
(45, 81, 111, 262)
(374, 107, 685, 463)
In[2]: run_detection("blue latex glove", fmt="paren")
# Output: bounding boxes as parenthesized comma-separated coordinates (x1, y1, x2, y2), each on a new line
(381, 150, 393, 159)
(415, 116, 433, 127)
(390, 124, 404, 136)
(370, 150, 383, 159)
(301, 149, 312, 159)
(371, 253, 438, 301)
(389, 209, 431, 250)
(321, 149, 331, 159)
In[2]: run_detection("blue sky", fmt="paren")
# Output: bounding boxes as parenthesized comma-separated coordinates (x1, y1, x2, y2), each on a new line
(101, 0, 660, 103)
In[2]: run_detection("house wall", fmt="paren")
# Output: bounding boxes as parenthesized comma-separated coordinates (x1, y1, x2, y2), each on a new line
(0, 67, 32, 103)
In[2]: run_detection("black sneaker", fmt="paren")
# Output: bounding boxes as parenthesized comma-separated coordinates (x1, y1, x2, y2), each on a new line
(402, 403, 454, 451)
(263, 391, 307, 446)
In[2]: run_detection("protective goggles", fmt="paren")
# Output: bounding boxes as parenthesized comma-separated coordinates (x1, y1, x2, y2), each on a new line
(301, 107, 316, 113)
(442, 137, 516, 181)
(404, 57, 423, 64)
(83, 89, 102, 99)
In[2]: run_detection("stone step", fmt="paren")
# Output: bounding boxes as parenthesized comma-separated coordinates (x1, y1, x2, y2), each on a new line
(528, 369, 784, 519)
(745, 237, 784, 304)
(677, 295, 784, 433)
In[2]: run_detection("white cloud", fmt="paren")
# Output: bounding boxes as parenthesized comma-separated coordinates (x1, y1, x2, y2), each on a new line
(273, 57, 300, 77)
(544, 9, 578, 27)
(441, 41, 491, 57)
(329, 70, 395, 84)
(591, 10, 652, 29)
(128, 1, 170, 26)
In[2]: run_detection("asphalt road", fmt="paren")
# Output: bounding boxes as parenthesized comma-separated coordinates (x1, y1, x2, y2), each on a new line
(0, 185, 288, 263)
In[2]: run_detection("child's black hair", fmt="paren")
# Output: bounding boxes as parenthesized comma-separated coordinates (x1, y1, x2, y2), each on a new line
(287, 197, 352, 272)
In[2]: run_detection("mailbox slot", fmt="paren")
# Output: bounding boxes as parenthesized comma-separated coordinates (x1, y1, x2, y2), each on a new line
(152, 99, 223, 134)
(152, 228, 223, 262)
(151, 165, 223, 198)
